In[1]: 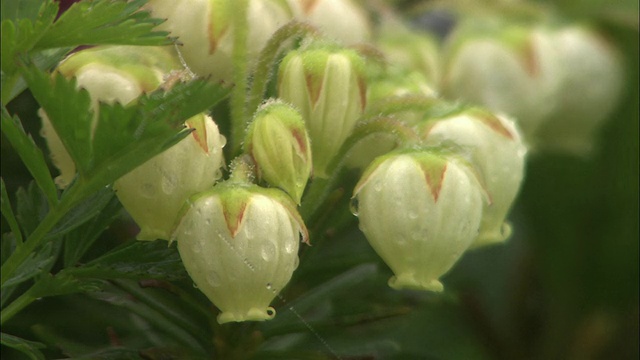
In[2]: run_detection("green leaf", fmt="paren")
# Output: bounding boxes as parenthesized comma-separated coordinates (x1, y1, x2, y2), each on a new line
(70, 241, 188, 281)
(1, 108, 58, 206)
(15, 182, 49, 237)
(63, 194, 122, 267)
(1, 178, 23, 244)
(0, 1, 58, 75)
(23, 64, 231, 198)
(48, 186, 115, 240)
(0, 332, 46, 360)
(1, 0, 47, 22)
(2, 240, 61, 289)
(260, 264, 378, 336)
(34, 0, 171, 49)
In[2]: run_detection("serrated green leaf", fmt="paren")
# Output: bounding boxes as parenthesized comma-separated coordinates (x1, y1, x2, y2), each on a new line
(48, 186, 115, 239)
(23, 64, 231, 198)
(63, 194, 122, 267)
(1, 178, 23, 245)
(71, 241, 187, 281)
(15, 182, 49, 237)
(1, 108, 58, 206)
(0, 1, 58, 75)
(0, 332, 46, 360)
(21, 66, 94, 173)
(35, 0, 171, 49)
(2, 240, 61, 288)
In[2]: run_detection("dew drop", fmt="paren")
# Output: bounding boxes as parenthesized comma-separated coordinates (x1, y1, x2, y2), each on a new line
(261, 242, 276, 261)
(284, 238, 296, 254)
(373, 181, 383, 192)
(192, 282, 199, 289)
(161, 174, 178, 194)
(266, 282, 273, 291)
(219, 135, 227, 148)
(349, 197, 359, 217)
(293, 256, 300, 270)
(408, 211, 418, 220)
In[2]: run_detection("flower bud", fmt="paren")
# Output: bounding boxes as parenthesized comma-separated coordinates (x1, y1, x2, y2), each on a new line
(114, 114, 226, 241)
(146, 0, 292, 82)
(278, 44, 367, 178)
(442, 19, 561, 140)
(419, 108, 527, 247)
(352, 150, 484, 291)
(174, 184, 308, 324)
(39, 45, 181, 188)
(244, 100, 312, 204)
(287, 0, 371, 44)
(533, 25, 623, 155)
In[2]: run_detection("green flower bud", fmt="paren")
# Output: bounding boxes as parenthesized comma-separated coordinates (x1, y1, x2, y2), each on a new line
(442, 19, 561, 140)
(114, 114, 226, 241)
(146, 0, 292, 82)
(534, 25, 623, 155)
(352, 150, 484, 291)
(278, 44, 367, 178)
(174, 184, 308, 324)
(420, 109, 527, 248)
(244, 100, 312, 204)
(39, 45, 181, 188)
(287, 0, 372, 44)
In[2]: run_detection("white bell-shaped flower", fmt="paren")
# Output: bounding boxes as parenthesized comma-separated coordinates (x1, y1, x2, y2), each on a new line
(353, 150, 484, 291)
(114, 114, 226, 241)
(420, 109, 527, 247)
(174, 184, 308, 324)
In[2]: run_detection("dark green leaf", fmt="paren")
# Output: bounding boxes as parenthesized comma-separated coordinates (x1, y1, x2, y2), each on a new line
(29, 271, 103, 298)
(48, 186, 115, 239)
(15, 182, 49, 237)
(1, 107, 58, 206)
(1, 178, 23, 244)
(71, 240, 187, 281)
(260, 264, 378, 336)
(0, 332, 46, 360)
(35, 0, 171, 49)
(2, 240, 61, 288)
(63, 194, 122, 267)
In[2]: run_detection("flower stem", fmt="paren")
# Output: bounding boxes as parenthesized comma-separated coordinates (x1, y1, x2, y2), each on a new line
(230, 0, 250, 156)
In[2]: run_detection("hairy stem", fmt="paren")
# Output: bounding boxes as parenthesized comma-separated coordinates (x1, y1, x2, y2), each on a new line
(229, 0, 250, 156)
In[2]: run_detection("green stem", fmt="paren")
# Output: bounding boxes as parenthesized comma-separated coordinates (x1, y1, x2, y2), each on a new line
(0, 184, 81, 286)
(0, 288, 35, 325)
(246, 21, 317, 116)
(230, 0, 250, 156)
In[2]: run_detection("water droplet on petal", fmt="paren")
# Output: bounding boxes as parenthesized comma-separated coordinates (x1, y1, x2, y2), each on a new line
(261, 242, 276, 261)
(349, 197, 359, 217)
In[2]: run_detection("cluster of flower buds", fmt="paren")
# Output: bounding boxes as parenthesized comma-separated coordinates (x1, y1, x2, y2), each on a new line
(442, 18, 623, 155)
(40, 0, 624, 319)
(145, 0, 292, 82)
